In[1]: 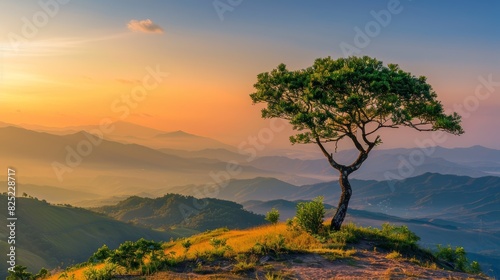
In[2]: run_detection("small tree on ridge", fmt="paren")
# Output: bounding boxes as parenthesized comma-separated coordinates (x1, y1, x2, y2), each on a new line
(250, 56, 463, 230)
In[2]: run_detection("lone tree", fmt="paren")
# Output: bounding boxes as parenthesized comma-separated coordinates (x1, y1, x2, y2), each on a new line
(250, 56, 463, 231)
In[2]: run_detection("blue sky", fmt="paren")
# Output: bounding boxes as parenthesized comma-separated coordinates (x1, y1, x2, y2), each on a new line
(1, 1, 499, 148)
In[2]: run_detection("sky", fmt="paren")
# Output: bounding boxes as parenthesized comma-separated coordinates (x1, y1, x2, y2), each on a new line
(0, 0, 499, 149)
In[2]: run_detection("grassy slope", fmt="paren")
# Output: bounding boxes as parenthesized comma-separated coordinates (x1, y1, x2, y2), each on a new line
(48, 223, 490, 280)
(0, 195, 184, 276)
(242, 199, 500, 277)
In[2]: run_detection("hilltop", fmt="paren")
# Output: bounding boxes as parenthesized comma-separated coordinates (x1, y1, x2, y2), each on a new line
(0, 194, 266, 277)
(92, 194, 266, 231)
(45, 222, 489, 279)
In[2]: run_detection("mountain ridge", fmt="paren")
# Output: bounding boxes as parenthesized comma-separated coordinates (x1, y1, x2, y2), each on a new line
(166, 173, 500, 229)
(0, 195, 181, 277)
(92, 193, 266, 232)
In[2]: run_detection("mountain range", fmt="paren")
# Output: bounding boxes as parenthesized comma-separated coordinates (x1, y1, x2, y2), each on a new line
(169, 173, 500, 229)
(0, 126, 281, 195)
(1, 121, 499, 277)
(0, 121, 234, 151)
(246, 146, 500, 181)
(1, 172, 498, 277)
(2, 121, 499, 195)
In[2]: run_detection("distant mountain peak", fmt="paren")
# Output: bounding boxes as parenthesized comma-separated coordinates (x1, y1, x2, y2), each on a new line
(155, 130, 200, 138)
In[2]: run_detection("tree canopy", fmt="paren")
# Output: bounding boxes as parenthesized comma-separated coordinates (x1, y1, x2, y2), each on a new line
(250, 56, 463, 230)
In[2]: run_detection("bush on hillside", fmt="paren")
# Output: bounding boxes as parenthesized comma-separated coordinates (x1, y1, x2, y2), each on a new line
(265, 208, 280, 225)
(435, 244, 481, 274)
(295, 196, 325, 234)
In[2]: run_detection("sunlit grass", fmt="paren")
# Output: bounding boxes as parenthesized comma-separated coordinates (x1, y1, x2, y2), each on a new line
(46, 264, 105, 280)
(166, 223, 321, 259)
(47, 221, 474, 279)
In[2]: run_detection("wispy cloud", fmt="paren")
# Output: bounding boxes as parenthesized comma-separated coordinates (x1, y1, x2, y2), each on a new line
(0, 34, 129, 58)
(127, 19, 164, 34)
(0, 70, 72, 88)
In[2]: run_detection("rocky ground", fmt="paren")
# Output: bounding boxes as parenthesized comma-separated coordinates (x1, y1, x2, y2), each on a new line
(143, 246, 490, 280)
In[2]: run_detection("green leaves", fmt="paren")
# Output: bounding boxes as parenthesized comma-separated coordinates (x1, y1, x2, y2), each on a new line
(110, 238, 164, 272)
(250, 56, 464, 156)
(251, 56, 464, 231)
(295, 196, 325, 234)
(435, 245, 481, 273)
(88, 244, 112, 264)
(7, 265, 33, 280)
(265, 208, 280, 225)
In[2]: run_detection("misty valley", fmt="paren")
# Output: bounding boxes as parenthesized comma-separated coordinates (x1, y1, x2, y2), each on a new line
(0, 120, 499, 278)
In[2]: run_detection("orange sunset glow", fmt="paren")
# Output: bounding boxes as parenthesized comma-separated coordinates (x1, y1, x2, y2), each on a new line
(1, 1, 500, 279)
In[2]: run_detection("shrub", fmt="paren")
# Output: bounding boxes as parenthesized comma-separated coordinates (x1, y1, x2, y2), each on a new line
(295, 196, 325, 234)
(181, 239, 192, 256)
(252, 234, 287, 257)
(329, 225, 358, 245)
(285, 217, 302, 235)
(378, 223, 420, 250)
(88, 244, 112, 264)
(469, 261, 481, 274)
(435, 245, 466, 270)
(82, 262, 118, 280)
(234, 253, 259, 270)
(82, 266, 99, 280)
(434, 245, 481, 273)
(209, 237, 227, 249)
(110, 241, 141, 271)
(34, 268, 50, 279)
(8, 266, 50, 280)
(106, 239, 164, 274)
(181, 239, 192, 249)
(265, 208, 280, 225)
(7, 265, 33, 280)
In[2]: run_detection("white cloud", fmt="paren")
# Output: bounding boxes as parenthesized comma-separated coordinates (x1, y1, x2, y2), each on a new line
(127, 19, 164, 34)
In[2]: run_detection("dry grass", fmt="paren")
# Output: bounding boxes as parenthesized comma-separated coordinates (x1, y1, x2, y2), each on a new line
(47, 222, 490, 280)
(167, 223, 322, 260)
(386, 250, 402, 260)
(46, 263, 105, 280)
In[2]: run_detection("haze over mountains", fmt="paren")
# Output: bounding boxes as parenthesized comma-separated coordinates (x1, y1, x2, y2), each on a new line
(2, 174, 498, 277)
(1, 121, 499, 196)
(2, 121, 498, 222)
(1, 121, 499, 277)
(249, 146, 499, 181)
(163, 173, 500, 229)
(0, 121, 234, 151)
(0, 124, 277, 196)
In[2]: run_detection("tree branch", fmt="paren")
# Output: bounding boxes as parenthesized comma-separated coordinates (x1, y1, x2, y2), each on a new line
(346, 126, 366, 153)
(407, 121, 434, 132)
(315, 137, 343, 171)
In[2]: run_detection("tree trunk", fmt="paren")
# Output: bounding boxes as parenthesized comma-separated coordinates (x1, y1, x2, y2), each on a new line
(330, 173, 352, 231)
